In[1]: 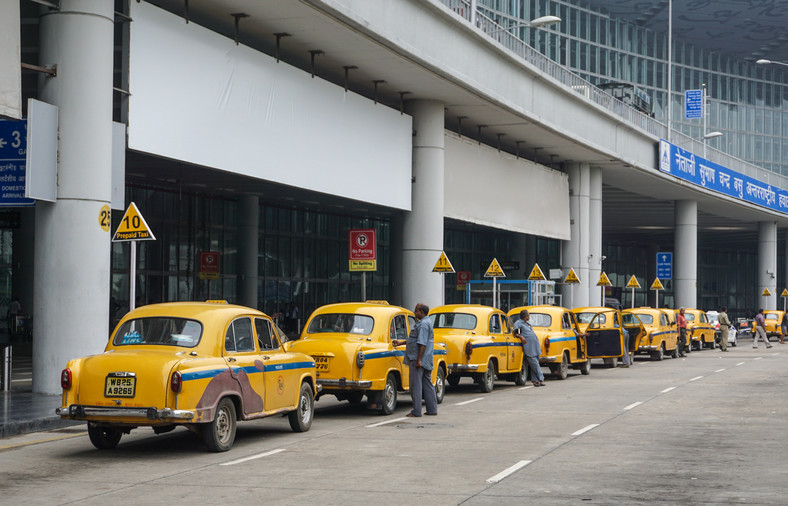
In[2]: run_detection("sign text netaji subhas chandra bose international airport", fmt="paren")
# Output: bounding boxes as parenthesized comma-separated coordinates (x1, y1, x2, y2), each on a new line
(659, 139, 788, 215)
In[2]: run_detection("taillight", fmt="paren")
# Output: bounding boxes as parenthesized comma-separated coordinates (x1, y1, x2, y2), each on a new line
(61, 368, 72, 390)
(356, 351, 365, 368)
(170, 371, 182, 393)
(544, 337, 550, 354)
(465, 341, 473, 359)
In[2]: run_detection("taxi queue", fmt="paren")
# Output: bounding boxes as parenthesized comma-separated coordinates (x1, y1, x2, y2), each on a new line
(55, 300, 731, 453)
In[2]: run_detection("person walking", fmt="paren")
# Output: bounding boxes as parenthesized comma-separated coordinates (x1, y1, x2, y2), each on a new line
(513, 309, 545, 386)
(780, 312, 787, 345)
(394, 303, 437, 417)
(677, 307, 688, 357)
(718, 306, 731, 352)
(753, 308, 773, 349)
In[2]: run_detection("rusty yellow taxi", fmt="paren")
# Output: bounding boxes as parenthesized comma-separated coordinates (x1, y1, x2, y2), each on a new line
(430, 304, 526, 392)
(623, 307, 679, 360)
(56, 301, 317, 452)
(508, 305, 591, 379)
(286, 301, 447, 415)
(680, 308, 716, 350)
(751, 310, 786, 340)
(572, 307, 645, 367)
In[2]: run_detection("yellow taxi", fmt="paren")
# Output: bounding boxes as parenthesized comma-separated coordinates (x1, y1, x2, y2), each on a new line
(680, 308, 716, 350)
(623, 307, 679, 360)
(751, 310, 786, 339)
(286, 301, 447, 415)
(572, 307, 646, 367)
(508, 305, 591, 379)
(56, 301, 317, 452)
(430, 304, 526, 392)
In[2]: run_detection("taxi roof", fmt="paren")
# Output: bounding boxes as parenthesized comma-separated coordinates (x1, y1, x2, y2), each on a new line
(309, 301, 413, 317)
(509, 305, 567, 316)
(572, 306, 616, 313)
(430, 304, 503, 316)
(123, 301, 269, 320)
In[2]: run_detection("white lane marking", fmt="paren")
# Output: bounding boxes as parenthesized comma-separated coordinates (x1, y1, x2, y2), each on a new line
(571, 424, 599, 436)
(365, 417, 407, 428)
(736, 362, 745, 366)
(486, 460, 532, 483)
(754, 357, 763, 361)
(623, 401, 642, 411)
(518, 386, 534, 391)
(689, 376, 703, 381)
(661, 387, 676, 393)
(220, 448, 286, 466)
(455, 397, 484, 406)
(715, 368, 725, 373)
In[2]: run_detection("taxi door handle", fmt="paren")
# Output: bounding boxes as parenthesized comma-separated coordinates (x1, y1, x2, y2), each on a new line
(227, 357, 237, 362)
(262, 355, 270, 360)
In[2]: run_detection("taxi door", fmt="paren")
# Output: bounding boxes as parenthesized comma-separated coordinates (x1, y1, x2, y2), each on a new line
(224, 317, 265, 416)
(488, 313, 511, 372)
(584, 311, 623, 358)
(390, 313, 411, 391)
(622, 312, 646, 351)
(561, 311, 583, 360)
(500, 314, 523, 373)
(254, 317, 298, 412)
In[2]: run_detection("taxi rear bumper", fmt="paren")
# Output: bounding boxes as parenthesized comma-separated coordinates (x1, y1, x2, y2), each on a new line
(56, 405, 194, 420)
(317, 378, 373, 388)
(448, 364, 479, 372)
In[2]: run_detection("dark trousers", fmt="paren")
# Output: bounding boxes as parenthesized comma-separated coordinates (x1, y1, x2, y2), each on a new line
(679, 328, 688, 355)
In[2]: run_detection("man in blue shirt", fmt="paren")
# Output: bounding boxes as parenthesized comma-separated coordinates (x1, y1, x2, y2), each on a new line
(394, 303, 438, 417)
(513, 309, 545, 386)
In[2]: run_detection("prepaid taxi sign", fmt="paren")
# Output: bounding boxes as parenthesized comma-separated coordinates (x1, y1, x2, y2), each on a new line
(781, 288, 788, 297)
(651, 277, 665, 290)
(564, 268, 580, 284)
(485, 258, 505, 278)
(762, 287, 772, 296)
(626, 275, 641, 289)
(597, 272, 612, 287)
(112, 202, 156, 242)
(433, 251, 455, 273)
(527, 263, 546, 281)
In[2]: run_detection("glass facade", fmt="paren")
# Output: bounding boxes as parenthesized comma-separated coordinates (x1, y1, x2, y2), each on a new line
(478, 0, 788, 175)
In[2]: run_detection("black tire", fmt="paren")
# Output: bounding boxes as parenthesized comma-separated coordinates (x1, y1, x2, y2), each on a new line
(555, 353, 569, 380)
(435, 366, 446, 404)
(378, 373, 398, 415)
(670, 342, 679, 358)
(603, 357, 617, 368)
(478, 359, 495, 393)
(579, 359, 591, 375)
(87, 423, 122, 450)
(514, 359, 527, 386)
(447, 373, 461, 386)
(288, 382, 314, 433)
(202, 397, 237, 452)
(652, 344, 664, 361)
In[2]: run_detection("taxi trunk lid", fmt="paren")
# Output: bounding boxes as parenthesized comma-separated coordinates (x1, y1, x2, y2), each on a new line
(288, 335, 363, 379)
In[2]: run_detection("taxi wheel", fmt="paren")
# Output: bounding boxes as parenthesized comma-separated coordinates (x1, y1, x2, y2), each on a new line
(435, 367, 446, 404)
(514, 360, 527, 386)
(552, 354, 569, 380)
(87, 423, 122, 450)
(379, 374, 398, 415)
(478, 360, 495, 393)
(603, 357, 616, 368)
(579, 360, 591, 375)
(651, 345, 664, 361)
(202, 397, 237, 452)
(670, 343, 679, 359)
(288, 382, 314, 433)
(447, 374, 461, 387)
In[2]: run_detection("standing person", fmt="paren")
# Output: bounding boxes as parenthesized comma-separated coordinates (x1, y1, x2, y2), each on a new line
(718, 306, 731, 352)
(513, 309, 545, 387)
(753, 308, 773, 349)
(7, 297, 21, 334)
(677, 307, 688, 357)
(620, 326, 631, 367)
(780, 312, 787, 345)
(393, 303, 437, 417)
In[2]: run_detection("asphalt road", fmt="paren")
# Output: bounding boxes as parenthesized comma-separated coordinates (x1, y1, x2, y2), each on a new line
(2, 341, 787, 505)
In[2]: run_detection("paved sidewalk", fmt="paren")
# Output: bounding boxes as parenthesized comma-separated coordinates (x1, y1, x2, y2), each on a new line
(0, 391, 79, 438)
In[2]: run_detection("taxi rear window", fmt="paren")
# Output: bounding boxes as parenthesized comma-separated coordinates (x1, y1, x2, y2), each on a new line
(307, 313, 374, 335)
(431, 312, 476, 330)
(634, 314, 654, 324)
(528, 313, 552, 327)
(576, 312, 606, 324)
(113, 317, 202, 348)
(765, 313, 779, 320)
(685, 313, 696, 321)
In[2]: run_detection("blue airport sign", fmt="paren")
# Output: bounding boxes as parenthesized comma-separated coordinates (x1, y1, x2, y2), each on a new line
(685, 89, 702, 119)
(0, 119, 34, 207)
(657, 252, 672, 279)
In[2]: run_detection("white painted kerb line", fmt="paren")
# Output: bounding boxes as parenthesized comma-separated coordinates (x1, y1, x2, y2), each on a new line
(486, 460, 532, 483)
(624, 401, 642, 411)
(366, 417, 407, 428)
(689, 376, 703, 381)
(715, 368, 725, 373)
(456, 397, 484, 406)
(571, 424, 599, 436)
(754, 357, 763, 361)
(220, 448, 286, 466)
(736, 362, 745, 366)
(661, 387, 676, 393)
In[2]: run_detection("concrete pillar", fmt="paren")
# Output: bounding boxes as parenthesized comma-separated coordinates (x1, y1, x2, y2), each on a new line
(758, 221, 777, 310)
(237, 195, 259, 309)
(33, 1, 114, 394)
(674, 200, 697, 309)
(561, 163, 590, 308)
(402, 100, 444, 311)
(588, 166, 603, 306)
(390, 215, 403, 307)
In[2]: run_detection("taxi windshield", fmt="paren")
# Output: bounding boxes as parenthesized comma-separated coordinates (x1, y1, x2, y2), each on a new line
(113, 317, 202, 348)
(633, 313, 654, 325)
(528, 313, 552, 327)
(431, 312, 476, 330)
(576, 312, 606, 324)
(306, 313, 374, 335)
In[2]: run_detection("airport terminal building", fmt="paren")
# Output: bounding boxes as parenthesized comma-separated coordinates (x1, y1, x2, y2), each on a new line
(1, 0, 786, 393)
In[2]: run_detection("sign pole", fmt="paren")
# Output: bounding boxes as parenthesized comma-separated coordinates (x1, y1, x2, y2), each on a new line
(631, 287, 635, 308)
(441, 273, 445, 306)
(655, 289, 660, 309)
(361, 272, 366, 301)
(130, 240, 137, 311)
(493, 276, 497, 309)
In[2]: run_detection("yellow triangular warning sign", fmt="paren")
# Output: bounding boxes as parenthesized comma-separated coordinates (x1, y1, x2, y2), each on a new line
(762, 287, 772, 296)
(597, 272, 612, 286)
(432, 251, 455, 273)
(651, 277, 664, 290)
(781, 288, 788, 297)
(564, 268, 580, 284)
(485, 258, 505, 278)
(626, 275, 641, 289)
(112, 202, 156, 242)
(527, 263, 546, 281)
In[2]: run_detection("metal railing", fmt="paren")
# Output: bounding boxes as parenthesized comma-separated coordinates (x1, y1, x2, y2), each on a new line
(438, 0, 787, 188)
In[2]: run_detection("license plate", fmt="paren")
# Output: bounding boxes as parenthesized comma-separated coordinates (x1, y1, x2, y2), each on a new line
(105, 376, 136, 397)
(314, 356, 330, 371)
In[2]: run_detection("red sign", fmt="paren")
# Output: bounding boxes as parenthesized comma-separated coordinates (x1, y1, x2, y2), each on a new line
(349, 229, 376, 260)
(457, 270, 471, 291)
(199, 251, 220, 280)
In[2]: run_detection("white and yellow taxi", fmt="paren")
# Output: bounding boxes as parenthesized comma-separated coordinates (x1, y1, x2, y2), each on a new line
(680, 308, 716, 350)
(623, 307, 679, 360)
(430, 304, 526, 392)
(572, 307, 645, 367)
(509, 305, 591, 379)
(57, 301, 317, 452)
(287, 301, 447, 415)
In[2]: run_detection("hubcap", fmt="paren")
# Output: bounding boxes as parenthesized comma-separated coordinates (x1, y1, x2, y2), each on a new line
(216, 407, 230, 443)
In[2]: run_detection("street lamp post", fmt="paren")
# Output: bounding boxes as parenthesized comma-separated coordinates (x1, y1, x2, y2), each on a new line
(486, 15, 561, 35)
(701, 83, 722, 158)
(756, 59, 788, 67)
